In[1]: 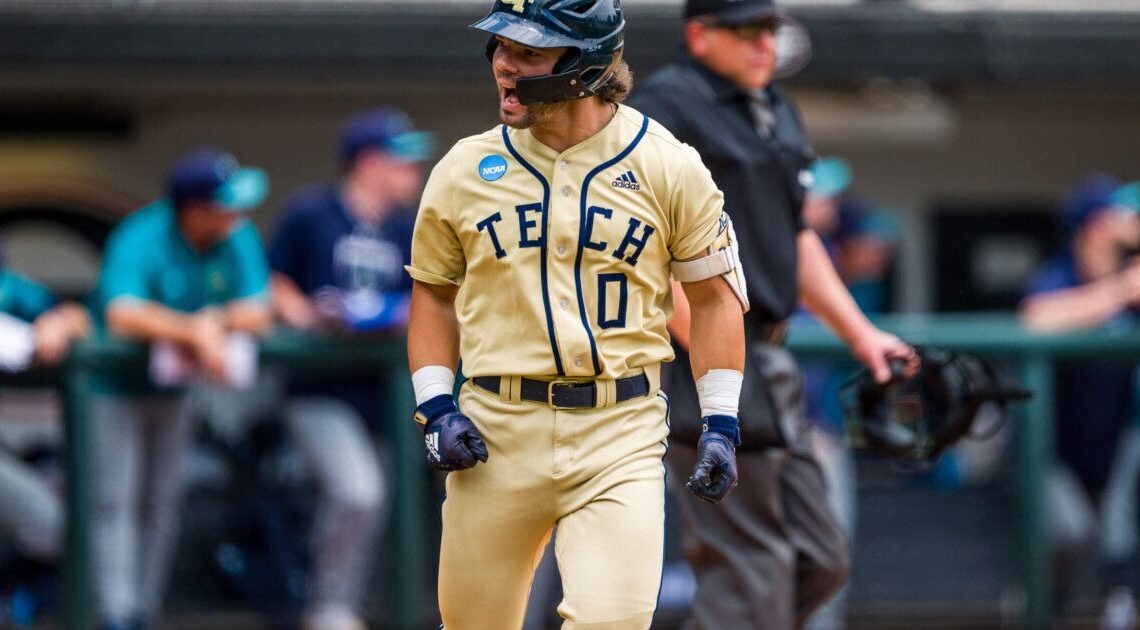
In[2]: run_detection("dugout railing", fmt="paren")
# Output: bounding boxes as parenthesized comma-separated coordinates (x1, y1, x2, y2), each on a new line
(59, 330, 425, 630)
(787, 312, 1140, 630)
(52, 314, 1140, 628)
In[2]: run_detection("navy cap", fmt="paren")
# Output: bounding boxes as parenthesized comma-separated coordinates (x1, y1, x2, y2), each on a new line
(166, 148, 269, 213)
(339, 108, 437, 168)
(685, 0, 777, 24)
(1061, 174, 1140, 233)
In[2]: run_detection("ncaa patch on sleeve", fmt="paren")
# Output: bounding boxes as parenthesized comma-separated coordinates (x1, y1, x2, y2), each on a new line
(478, 154, 508, 182)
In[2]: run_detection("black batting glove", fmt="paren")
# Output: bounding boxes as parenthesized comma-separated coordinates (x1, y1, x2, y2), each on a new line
(414, 394, 489, 472)
(686, 415, 740, 504)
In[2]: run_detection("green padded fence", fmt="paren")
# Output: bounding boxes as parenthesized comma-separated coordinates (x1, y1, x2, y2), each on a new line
(787, 312, 1140, 629)
(52, 314, 1140, 628)
(60, 330, 425, 629)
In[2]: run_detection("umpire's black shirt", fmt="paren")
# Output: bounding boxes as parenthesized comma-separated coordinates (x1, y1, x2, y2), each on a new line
(627, 53, 815, 329)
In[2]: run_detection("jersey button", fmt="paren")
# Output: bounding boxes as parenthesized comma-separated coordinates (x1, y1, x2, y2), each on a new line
(574, 357, 584, 368)
(557, 243, 567, 255)
(561, 185, 572, 198)
(559, 161, 569, 171)
(559, 299, 569, 311)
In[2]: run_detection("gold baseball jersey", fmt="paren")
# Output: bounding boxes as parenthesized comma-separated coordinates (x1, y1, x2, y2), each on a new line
(407, 104, 725, 379)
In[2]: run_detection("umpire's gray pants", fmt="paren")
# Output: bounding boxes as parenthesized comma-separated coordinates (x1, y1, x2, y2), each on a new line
(90, 394, 193, 624)
(667, 344, 849, 630)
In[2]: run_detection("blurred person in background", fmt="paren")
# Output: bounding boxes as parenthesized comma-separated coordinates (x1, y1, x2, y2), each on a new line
(90, 148, 272, 630)
(0, 239, 89, 624)
(827, 202, 898, 314)
(628, 0, 916, 627)
(797, 177, 902, 630)
(793, 161, 855, 585)
(800, 157, 850, 242)
(1019, 175, 1140, 629)
(268, 108, 434, 630)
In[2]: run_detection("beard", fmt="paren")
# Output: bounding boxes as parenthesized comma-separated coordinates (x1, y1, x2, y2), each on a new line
(500, 99, 567, 129)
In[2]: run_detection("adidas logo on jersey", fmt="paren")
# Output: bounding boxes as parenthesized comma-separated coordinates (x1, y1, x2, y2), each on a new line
(611, 170, 641, 191)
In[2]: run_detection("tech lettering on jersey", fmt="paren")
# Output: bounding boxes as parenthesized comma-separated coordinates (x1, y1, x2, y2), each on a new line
(476, 212, 508, 259)
(611, 218, 655, 266)
(515, 203, 544, 248)
(408, 106, 728, 380)
(476, 202, 654, 267)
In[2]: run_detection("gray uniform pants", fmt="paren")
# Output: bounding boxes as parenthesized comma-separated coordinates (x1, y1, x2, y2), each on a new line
(667, 344, 849, 630)
(0, 448, 61, 560)
(90, 394, 193, 624)
(284, 397, 386, 618)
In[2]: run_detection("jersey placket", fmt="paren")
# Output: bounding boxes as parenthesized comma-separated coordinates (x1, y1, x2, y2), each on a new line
(547, 154, 594, 376)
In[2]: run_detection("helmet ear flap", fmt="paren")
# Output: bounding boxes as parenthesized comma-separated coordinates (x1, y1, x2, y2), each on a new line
(552, 48, 582, 75)
(484, 36, 498, 63)
(578, 46, 622, 94)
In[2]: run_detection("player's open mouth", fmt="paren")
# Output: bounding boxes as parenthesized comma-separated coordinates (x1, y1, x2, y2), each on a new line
(500, 85, 522, 111)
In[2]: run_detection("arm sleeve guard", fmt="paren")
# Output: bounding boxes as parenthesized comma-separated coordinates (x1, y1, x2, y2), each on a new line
(670, 211, 750, 313)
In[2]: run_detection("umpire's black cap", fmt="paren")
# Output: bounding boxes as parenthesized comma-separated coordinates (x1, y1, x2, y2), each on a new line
(685, 0, 778, 24)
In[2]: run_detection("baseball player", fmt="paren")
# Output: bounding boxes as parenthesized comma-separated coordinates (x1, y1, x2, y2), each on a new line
(405, 1, 747, 627)
(1019, 175, 1140, 627)
(627, 1, 915, 628)
(0, 253, 89, 610)
(269, 108, 434, 630)
(90, 148, 272, 630)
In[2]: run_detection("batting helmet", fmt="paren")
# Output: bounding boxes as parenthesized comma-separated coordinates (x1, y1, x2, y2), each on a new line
(470, 0, 625, 105)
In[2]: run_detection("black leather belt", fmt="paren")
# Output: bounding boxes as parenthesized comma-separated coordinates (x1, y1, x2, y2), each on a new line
(472, 374, 650, 409)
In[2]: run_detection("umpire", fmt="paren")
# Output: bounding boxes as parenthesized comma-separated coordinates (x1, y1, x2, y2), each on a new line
(628, 0, 915, 627)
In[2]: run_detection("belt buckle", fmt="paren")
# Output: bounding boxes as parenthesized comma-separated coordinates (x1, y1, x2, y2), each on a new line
(547, 379, 588, 409)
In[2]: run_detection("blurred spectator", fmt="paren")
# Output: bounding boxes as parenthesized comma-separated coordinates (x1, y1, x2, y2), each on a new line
(268, 108, 433, 630)
(1018, 174, 1140, 628)
(798, 158, 860, 443)
(802, 197, 901, 436)
(801, 156, 852, 239)
(830, 201, 899, 313)
(90, 148, 272, 630)
(797, 162, 900, 630)
(0, 243, 89, 624)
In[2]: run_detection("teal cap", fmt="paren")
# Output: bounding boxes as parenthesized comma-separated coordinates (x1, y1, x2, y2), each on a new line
(1110, 182, 1140, 214)
(167, 148, 269, 213)
(807, 157, 852, 199)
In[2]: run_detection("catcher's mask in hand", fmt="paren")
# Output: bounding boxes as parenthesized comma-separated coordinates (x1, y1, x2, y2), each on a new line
(840, 347, 1032, 465)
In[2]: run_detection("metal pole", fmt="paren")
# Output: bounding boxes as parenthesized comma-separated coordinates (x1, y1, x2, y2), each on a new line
(62, 358, 92, 630)
(388, 366, 427, 628)
(1018, 355, 1054, 629)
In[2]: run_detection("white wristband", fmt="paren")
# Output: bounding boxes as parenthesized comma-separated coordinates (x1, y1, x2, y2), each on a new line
(412, 365, 456, 406)
(696, 369, 743, 418)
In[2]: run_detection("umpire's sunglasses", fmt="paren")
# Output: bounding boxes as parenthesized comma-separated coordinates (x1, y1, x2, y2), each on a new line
(698, 16, 780, 41)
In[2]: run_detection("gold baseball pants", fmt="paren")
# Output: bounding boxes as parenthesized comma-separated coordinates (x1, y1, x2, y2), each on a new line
(437, 381, 670, 629)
